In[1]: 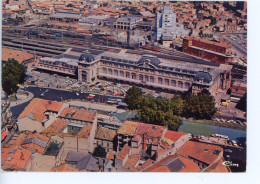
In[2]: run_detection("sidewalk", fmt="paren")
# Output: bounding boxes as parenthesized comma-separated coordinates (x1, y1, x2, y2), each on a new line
(10, 91, 34, 107)
(68, 100, 125, 113)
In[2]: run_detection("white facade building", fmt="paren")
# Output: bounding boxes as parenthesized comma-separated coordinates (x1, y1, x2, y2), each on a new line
(155, 6, 176, 41)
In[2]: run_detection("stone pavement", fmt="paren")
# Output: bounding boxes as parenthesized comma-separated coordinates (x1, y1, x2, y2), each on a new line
(10, 91, 34, 107)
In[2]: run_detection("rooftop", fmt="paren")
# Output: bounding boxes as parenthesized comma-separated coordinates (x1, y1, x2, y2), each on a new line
(51, 163, 79, 172)
(117, 145, 131, 160)
(117, 121, 139, 135)
(1, 145, 32, 171)
(177, 141, 223, 165)
(42, 119, 67, 134)
(2, 47, 34, 63)
(59, 108, 96, 122)
(143, 155, 200, 172)
(163, 130, 188, 144)
(18, 98, 63, 122)
(95, 127, 117, 141)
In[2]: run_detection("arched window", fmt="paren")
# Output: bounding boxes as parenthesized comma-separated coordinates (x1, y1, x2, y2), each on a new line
(171, 80, 176, 87)
(178, 81, 183, 88)
(165, 79, 169, 86)
(120, 71, 124, 77)
(103, 68, 107, 74)
(114, 70, 118, 76)
(108, 69, 113, 75)
(150, 76, 154, 83)
(132, 73, 136, 79)
(158, 77, 163, 84)
(185, 82, 190, 89)
(126, 72, 130, 78)
(139, 74, 143, 81)
(144, 75, 149, 82)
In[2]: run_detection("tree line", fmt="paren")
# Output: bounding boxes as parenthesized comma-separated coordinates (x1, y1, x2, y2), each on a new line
(125, 87, 216, 130)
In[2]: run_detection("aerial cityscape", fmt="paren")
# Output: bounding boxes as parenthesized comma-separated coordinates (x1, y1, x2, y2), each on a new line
(1, 0, 247, 173)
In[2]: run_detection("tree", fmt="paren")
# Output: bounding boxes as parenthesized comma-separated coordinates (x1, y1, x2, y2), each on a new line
(2, 58, 27, 95)
(183, 90, 216, 119)
(125, 86, 142, 110)
(93, 145, 107, 158)
(137, 95, 182, 129)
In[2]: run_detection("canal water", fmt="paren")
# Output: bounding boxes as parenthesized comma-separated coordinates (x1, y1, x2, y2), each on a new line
(179, 120, 246, 142)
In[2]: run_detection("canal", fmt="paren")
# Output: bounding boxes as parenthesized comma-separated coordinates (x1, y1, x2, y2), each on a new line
(179, 120, 246, 143)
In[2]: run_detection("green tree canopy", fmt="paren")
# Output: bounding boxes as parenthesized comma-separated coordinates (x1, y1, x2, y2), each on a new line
(125, 86, 142, 110)
(2, 58, 27, 95)
(183, 89, 216, 119)
(93, 145, 107, 158)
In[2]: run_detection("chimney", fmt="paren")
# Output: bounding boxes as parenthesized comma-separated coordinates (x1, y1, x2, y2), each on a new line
(20, 152, 25, 160)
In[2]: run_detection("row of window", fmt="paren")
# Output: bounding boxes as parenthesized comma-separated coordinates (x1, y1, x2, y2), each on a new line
(39, 60, 76, 69)
(38, 65, 75, 73)
(101, 62, 196, 78)
(102, 68, 191, 89)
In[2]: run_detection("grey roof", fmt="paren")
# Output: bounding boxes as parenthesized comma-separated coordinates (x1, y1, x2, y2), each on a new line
(138, 55, 161, 67)
(66, 151, 99, 171)
(65, 151, 89, 162)
(79, 53, 95, 62)
(159, 157, 185, 172)
(75, 154, 99, 171)
(194, 71, 212, 83)
(22, 137, 48, 148)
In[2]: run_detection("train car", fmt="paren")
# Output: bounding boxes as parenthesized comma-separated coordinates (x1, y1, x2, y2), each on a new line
(141, 45, 160, 52)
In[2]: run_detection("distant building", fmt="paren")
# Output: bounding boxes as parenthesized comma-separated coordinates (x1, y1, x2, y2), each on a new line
(49, 11, 81, 23)
(114, 16, 142, 30)
(182, 37, 233, 64)
(155, 6, 176, 41)
(230, 81, 247, 102)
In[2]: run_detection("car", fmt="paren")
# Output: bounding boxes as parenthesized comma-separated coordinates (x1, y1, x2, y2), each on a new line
(225, 149, 233, 153)
(200, 136, 204, 140)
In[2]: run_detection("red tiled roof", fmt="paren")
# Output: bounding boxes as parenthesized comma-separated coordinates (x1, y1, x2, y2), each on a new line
(22, 133, 50, 154)
(143, 155, 200, 172)
(1, 130, 7, 141)
(51, 163, 79, 172)
(117, 145, 131, 160)
(177, 141, 223, 165)
(163, 130, 188, 143)
(76, 125, 93, 138)
(106, 151, 115, 160)
(59, 108, 96, 122)
(124, 154, 140, 171)
(184, 37, 230, 48)
(95, 127, 117, 141)
(1, 145, 32, 170)
(42, 119, 67, 134)
(136, 123, 166, 138)
(2, 48, 34, 63)
(203, 158, 230, 172)
(18, 98, 63, 122)
(137, 159, 155, 171)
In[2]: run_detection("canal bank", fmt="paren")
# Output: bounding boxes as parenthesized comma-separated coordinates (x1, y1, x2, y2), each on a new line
(179, 120, 246, 143)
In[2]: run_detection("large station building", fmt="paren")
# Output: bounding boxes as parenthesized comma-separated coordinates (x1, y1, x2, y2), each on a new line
(36, 48, 232, 98)
(182, 37, 233, 64)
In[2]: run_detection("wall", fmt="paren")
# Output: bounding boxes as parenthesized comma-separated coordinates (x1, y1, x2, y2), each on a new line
(156, 134, 190, 161)
(17, 117, 44, 132)
(31, 153, 56, 171)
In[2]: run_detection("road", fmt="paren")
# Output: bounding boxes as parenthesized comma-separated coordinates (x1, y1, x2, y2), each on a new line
(10, 86, 124, 119)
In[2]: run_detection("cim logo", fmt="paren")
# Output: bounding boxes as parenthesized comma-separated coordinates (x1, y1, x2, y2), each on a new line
(222, 161, 239, 167)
